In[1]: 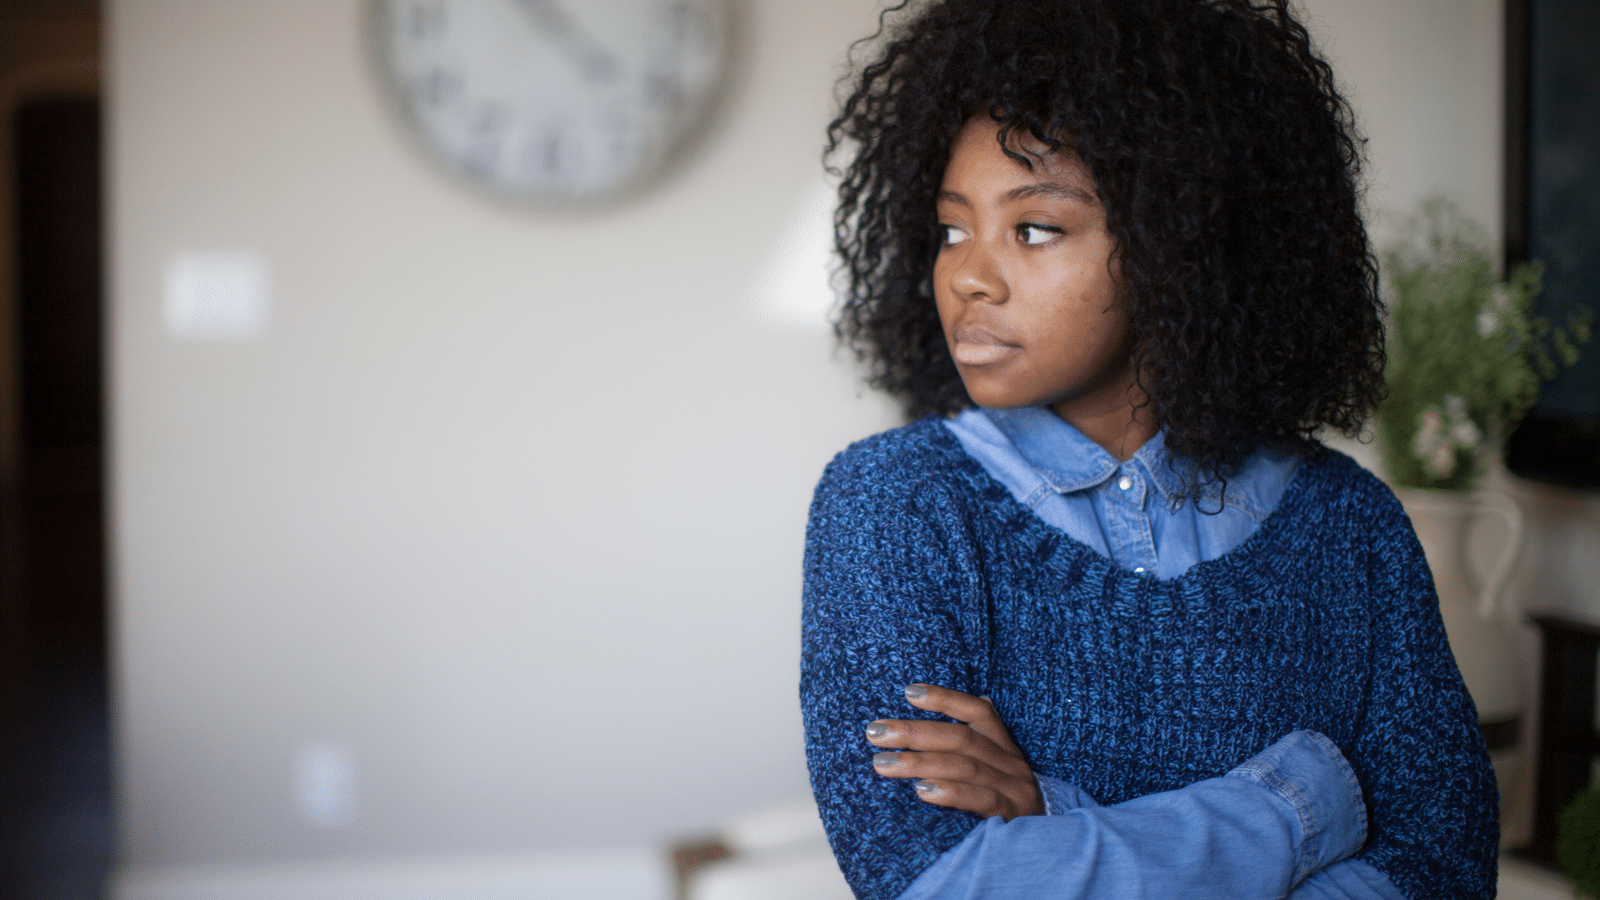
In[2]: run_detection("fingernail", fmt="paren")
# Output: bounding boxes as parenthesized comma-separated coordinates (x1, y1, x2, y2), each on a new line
(865, 721, 889, 739)
(873, 752, 899, 768)
(914, 779, 938, 795)
(904, 684, 928, 700)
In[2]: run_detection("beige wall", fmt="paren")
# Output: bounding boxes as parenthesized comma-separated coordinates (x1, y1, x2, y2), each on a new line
(1306, 0, 1506, 239)
(109, 0, 1600, 893)
(111, 0, 896, 873)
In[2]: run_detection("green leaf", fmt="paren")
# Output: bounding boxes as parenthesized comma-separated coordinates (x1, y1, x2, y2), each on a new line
(1560, 788, 1600, 898)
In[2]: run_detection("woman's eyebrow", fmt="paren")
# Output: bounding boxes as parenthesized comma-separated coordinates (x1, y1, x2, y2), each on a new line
(1004, 181, 1096, 204)
(937, 182, 1097, 208)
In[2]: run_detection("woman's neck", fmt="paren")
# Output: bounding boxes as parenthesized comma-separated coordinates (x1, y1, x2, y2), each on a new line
(1049, 375, 1155, 462)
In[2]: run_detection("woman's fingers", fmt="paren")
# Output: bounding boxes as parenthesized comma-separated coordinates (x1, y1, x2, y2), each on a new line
(863, 718, 1032, 778)
(911, 778, 1019, 819)
(863, 683, 1044, 819)
(871, 748, 1008, 783)
(870, 750, 1032, 819)
(903, 683, 1024, 756)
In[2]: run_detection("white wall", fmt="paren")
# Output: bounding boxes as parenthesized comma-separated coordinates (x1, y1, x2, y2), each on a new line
(110, 0, 1600, 895)
(110, 0, 896, 882)
(1303, 0, 1505, 240)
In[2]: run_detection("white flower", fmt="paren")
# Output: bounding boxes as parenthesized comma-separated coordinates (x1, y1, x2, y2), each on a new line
(1478, 284, 1510, 337)
(1412, 407, 1445, 459)
(1476, 308, 1499, 337)
(1426, 444, 1456, 478)
(1411, 396, 1485, 480)
(1450, 418, 1482, 448)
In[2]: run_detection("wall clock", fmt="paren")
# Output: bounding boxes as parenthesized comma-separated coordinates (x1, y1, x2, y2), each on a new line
(370, 0, 733, 206)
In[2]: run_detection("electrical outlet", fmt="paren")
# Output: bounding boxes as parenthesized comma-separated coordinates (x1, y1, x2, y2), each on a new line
(294, 740, 356, 827)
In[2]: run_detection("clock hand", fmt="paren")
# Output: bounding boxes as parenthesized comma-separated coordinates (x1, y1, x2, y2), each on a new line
(509, 0, 620, 84)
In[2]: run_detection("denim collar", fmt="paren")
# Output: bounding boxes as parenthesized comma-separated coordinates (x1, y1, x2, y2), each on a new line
(978, 406, 1257, 514)
(981, 406, 1121, 493)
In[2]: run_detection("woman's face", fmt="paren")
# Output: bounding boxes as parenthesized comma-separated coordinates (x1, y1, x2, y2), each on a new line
(934, 118, 1142, 445)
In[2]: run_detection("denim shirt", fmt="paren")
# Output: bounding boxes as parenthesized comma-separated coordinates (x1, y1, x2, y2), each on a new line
(893, 407, 1405, 900)
(945, 406, 1301, 579)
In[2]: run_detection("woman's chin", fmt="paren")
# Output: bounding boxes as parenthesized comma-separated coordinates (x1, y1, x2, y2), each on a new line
(960, 385, 1042, 411)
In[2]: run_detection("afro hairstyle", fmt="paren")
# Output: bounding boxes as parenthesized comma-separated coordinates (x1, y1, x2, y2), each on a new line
(826, 0, 1385, 481)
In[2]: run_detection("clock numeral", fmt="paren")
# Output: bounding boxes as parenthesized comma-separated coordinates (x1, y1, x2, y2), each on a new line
(643, 1, 717, 107)
(519, 122, 579, 190)
(599, 114, 646, 186)
(539, 128, 566, 178)
(656, 1, 712, 53)
(415, 68, 463, 108)
(644, 72, 683, 108)
(404, 1, 447, 40)
(463, 140, 503, 179)
(472, 103, 509, 136)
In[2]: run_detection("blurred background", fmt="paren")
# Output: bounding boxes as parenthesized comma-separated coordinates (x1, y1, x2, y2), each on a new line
(0, 1, 1595, 899)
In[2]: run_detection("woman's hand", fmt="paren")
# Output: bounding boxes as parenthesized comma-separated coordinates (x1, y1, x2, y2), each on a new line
(865, 683, 1044, 820)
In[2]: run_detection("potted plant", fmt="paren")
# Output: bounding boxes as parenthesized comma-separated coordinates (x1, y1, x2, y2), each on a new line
(1372, 195, 1592, 782)
(1376, 195, 1590, 492)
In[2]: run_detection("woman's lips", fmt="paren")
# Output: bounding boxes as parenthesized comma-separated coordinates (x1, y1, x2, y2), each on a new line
(951, 326, 1020, 366)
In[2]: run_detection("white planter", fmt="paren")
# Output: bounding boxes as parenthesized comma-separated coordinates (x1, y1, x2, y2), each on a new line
(1395, 488, 1525, 732)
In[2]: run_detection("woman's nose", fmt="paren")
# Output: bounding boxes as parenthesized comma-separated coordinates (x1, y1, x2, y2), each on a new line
(947, 240, 1007, 304)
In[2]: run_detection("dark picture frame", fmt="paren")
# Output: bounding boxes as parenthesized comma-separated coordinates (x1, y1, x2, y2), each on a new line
(1503, 0, 1600, 490)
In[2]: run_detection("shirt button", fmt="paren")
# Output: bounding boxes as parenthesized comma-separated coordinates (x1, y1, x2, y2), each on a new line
(1118, 475, 1134, 491)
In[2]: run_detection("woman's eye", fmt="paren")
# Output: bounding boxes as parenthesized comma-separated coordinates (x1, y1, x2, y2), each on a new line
(1017, 223, 1061, 245)
(940, 224, 968, 246)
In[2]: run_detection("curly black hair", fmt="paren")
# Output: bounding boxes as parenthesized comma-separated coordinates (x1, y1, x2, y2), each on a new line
(827, 0, 1384, 480)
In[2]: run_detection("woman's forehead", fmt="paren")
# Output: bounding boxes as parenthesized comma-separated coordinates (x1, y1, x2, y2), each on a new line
(947, 117, 1096, 192)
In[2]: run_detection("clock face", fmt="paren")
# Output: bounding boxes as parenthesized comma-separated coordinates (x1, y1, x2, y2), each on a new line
(372, 0, 731, 205)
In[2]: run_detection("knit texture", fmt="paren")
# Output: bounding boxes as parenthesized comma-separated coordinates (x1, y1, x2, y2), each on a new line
(800, 418, 1497, 900)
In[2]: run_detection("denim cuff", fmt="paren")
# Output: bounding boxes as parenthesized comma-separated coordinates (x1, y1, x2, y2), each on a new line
(1035, 773, 1099, 816)
(1225, 730, 1368, 884)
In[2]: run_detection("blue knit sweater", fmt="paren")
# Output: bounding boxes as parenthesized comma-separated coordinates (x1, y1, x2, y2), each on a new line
(800, 418, 1497, 900)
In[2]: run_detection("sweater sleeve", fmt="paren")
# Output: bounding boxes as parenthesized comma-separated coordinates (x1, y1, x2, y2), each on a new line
(801, 446, 993, 900)
(1338, 487, 1500, 898)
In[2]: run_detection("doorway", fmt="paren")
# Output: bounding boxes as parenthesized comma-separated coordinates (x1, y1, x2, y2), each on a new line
(0, 91, 111, 900)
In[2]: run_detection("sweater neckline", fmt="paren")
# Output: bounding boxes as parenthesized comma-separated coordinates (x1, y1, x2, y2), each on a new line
(919, 417, 1330, 586)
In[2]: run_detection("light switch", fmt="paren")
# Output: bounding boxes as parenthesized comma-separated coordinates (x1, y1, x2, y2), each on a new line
(164, 251, 270, 340)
